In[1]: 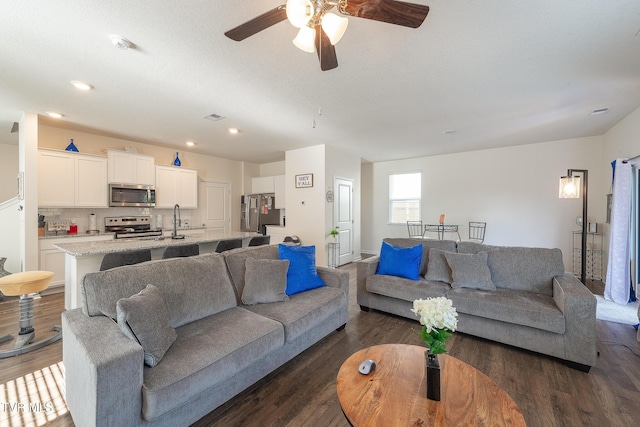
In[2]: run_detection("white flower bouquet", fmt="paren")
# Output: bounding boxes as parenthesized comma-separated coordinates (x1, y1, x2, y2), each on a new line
(411, 297, 458, 354)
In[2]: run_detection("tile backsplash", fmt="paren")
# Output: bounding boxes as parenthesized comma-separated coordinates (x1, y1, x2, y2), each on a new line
(38, 207, 196, 234)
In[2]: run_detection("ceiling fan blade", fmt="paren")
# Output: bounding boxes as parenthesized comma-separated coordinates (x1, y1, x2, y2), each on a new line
(342, 0, 429, 28)
(315, 25, 338, 71)
(225, 6, 287, 41)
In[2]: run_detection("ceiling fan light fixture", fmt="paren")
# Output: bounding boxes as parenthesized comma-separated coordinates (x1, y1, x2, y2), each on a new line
(321, 13, 348, 45)
(286, 0, 314, 28)
(293, 26, 316, 53)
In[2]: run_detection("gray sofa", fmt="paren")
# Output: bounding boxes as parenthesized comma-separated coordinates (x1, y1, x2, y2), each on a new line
(62, 244, 349, 427)
(357, 238, 597, 371)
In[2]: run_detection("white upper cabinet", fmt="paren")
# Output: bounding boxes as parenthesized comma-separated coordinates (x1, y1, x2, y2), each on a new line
(251, 176, 275, 194)
(38, 149, 108, 208)
(107, 150, 155, 185)
(155, 165, 198, 208)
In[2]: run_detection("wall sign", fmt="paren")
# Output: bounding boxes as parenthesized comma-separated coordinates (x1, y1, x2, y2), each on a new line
(295, 174, 314, 188)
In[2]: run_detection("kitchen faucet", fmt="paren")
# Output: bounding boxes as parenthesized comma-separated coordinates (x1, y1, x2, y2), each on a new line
(172, 204, 185, 239)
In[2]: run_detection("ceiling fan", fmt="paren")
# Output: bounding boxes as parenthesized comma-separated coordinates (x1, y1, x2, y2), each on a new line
(225, 0, 430, 71)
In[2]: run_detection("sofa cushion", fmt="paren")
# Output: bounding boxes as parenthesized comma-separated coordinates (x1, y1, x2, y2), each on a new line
(367, 274, 450, 302)
(487, 247, 564, 296)
(425, 248, 454, 283)
(383, 238, 457, 277)
(116, 284, 177, 367)
(376, 241, 422, 280)
(444, 251, 496, 291)
(223, 245, 280, 302)
(244, 286, 346, 342)
(141, 307, 284, 421)
(83, 254, 237, 328)
(457, 241, 496, 254)
(242, 258, 290, 305)
(447, 287, 565, 334)
(278, 245, 326, 295)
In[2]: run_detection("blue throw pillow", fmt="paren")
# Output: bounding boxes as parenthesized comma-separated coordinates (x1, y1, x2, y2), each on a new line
(376, 241, 423, 280)
(278, 244, 326, 295)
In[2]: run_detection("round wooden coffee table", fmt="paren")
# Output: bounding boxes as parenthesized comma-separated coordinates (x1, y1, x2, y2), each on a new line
(336, 344, 526, 426)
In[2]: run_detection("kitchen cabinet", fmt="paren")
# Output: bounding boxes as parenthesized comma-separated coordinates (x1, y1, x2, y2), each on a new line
(274, 175, 285, 209)
(107, 150, 155, 185)
(39, 234, 113, 291)
(155, 165, 198, 208)
(252, 176, 275, 194)
(38, 149, 108, 208)
(265, 225, 287, 243)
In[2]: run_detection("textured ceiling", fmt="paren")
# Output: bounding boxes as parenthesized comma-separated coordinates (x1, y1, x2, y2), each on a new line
(1, 1, 639, 163)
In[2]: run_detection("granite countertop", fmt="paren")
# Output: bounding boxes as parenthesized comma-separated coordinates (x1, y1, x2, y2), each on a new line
(54, 230, 261, 256)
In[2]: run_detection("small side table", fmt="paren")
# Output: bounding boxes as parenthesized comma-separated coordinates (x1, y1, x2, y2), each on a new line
(328, 242, 340, 269)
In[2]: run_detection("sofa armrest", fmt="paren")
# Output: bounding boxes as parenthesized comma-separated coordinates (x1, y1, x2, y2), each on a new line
(356, 256, 380, 309)
(62, 308, 144, 427)
(553, 274, 597, 367)
(317, 266, 349, 297)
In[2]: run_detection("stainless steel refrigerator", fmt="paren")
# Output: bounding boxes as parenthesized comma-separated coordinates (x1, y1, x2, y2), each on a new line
(240, 194, 281, 234)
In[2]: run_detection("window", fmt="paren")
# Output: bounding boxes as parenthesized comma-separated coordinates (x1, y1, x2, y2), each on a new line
(389, 172, 421, 224)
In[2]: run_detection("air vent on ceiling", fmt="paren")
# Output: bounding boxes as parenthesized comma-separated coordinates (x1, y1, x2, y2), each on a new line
(204, 113, 226, 122)
(590, 108, 609, 116)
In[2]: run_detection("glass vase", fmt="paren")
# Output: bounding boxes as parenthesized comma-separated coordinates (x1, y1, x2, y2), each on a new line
(425, 350, 441, 401)
(174, 152, 181, 167)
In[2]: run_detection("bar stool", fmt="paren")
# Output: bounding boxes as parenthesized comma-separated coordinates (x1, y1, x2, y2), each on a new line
(162, 244, 200, 259)
(215, 238, 243, 253)
(248, 235, 270, 246)
(0, 271, 62, 358)
(100, 249, 152, 271)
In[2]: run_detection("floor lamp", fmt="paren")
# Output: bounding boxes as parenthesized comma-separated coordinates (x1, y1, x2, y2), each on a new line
(559, 169, 588, 285)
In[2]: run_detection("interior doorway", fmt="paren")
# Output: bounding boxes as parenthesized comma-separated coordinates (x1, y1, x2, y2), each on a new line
(199, 181, 230, 232)
(334, 177, 353, 266)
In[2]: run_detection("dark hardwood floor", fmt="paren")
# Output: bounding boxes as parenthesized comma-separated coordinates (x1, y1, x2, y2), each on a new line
(1, 264, 639, 427)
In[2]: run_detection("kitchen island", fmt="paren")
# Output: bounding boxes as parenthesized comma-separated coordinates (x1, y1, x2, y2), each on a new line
(55, 230, 263, 309)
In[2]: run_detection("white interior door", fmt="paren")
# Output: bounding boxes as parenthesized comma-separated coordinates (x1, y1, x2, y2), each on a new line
(199, 181, 230, 232)
(334, 177, 354, 266)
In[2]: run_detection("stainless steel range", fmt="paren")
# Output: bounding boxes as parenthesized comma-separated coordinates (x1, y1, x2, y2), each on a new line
(105, 216, 163, 239)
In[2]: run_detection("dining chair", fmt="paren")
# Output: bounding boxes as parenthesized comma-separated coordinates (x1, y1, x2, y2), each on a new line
(468, 222, 487, 243)
(407, 221, 425, 239)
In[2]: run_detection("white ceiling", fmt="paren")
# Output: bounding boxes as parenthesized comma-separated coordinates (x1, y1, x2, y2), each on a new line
(1, 1, 639, 163)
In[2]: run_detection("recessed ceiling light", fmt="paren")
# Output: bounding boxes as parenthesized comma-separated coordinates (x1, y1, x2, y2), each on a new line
(47, 112, 64, 119)
(110, 35, 132, 50)
(228, 128, 239, 134)
(590, 108, 609, 116)
(186, 141, 195, 146)
(70, 80, 94, 91)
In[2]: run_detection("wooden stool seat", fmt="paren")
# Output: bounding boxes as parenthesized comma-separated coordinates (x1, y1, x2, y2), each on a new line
(0, 271, 55, 296)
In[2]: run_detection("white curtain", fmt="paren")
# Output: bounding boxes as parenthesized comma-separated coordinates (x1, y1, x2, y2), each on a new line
(605, 160, 632, 304)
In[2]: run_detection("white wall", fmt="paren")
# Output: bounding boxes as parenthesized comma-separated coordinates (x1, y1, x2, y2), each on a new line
(362, 136, 606, 270)
(285, 145, 327, 264)
(603, 106, 640, 162)
(0, 143, 18, 202)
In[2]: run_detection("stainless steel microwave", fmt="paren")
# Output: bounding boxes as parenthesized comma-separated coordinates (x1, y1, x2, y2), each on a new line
(109, 184, 156, 207)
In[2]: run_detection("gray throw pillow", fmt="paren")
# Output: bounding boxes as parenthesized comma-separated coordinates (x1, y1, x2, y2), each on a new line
(242, 258, 290, 305)
(116, 284, 177, 367)
(425, 248, 454, 283)
(443, 251, 496, 291)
